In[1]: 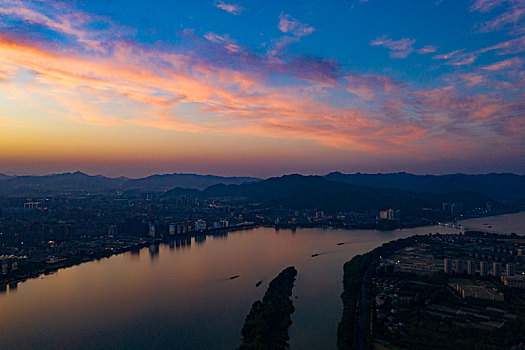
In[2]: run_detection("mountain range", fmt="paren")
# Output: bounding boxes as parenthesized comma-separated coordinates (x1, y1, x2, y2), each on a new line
(0, 171, 524, 209)
(0, 171, 259, 195)
(324, 172, 525, 202)
(165, 174, 498, 213)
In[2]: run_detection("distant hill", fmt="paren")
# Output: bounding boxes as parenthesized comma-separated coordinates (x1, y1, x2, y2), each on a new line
(0, 172, 128, 195)
(166, 174, 495, 213)
(122, 173, 259, 192)
(325, 172, 525, 203)
(0, 172, 260, 195)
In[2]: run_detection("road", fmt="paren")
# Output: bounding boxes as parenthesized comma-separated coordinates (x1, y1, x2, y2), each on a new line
(358, 263, 373, 350)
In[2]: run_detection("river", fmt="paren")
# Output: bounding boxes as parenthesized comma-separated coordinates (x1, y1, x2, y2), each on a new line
(0, 223, 492, 350)
(458, 211, 525, 235)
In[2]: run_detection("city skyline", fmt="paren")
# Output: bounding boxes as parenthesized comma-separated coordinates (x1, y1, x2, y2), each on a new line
(1, 0, 525, 177)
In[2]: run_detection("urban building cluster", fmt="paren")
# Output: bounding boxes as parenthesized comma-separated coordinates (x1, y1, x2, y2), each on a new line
(372, 232, 525, 349)
(449, 282, 504, 301)
(378, 208, 400, 221)
(0, 193, 410, 285)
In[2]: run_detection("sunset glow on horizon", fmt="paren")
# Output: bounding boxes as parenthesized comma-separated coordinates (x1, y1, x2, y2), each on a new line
(1, 0, 524, 177)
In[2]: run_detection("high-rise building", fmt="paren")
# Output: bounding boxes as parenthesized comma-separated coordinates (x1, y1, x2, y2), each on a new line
(451, 202, 463, 216)
(444, 259, 453, 274)
(480, 261, 489, 276)
(108, 225, 118, 236)
(442, 202, 463, 217)
(492, 262, 502, 277)
(455, 259, 464, 274)
(148, 222, 156, 238)
(467, 260, 475, 275)
(195, 219, 206, 232)
(506, 263, 516, 277)
(169, 223, 176, 236)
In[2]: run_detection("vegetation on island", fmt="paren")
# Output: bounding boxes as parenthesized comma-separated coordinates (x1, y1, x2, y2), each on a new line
(238, 266, 297, 350)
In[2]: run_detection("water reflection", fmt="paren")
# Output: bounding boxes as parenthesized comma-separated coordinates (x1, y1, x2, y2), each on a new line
(195, 235, 206, 244)
(129, 248, 141, 260)
(148, 244, 159, 261)
(213, 230, 228, 239)
(8, 282, 17, 293)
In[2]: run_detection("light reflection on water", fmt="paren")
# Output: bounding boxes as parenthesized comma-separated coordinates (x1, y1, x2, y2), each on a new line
(0, 224, 476, 349)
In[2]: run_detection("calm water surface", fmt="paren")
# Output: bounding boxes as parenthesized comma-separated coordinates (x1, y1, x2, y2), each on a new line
(0, 225, 468, 349)
(458, 211, 525, 235)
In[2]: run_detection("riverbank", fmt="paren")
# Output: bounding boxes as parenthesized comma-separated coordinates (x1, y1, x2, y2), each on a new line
(337, 236, 418, 349)
(3, 210, 522, 289)
(0, 224, 263, 288)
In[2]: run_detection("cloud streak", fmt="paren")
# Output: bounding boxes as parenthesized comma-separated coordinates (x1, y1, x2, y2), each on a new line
(370, 35, 416, 58)
(214, 1, 244, 15)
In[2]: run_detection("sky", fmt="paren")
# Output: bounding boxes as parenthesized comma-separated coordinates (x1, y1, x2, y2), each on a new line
(0, 0, 524, 178)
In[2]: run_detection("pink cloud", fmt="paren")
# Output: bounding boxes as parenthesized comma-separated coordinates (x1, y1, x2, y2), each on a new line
(433, 49, 477, 65)
(214, 1, 244, 15)
(460, 73, 486, 87)
(370, 35, 416, 58)
(479, 6, 525, 32)
(471, 0, 525, 33)
(204, 32, 241, 53)
(345, 74, 406, 100)
(470, 0, 504, 13)
(433, 49, 463, 60)
(481, 34, 525, 55)
(482, 57, 523, 71)
(0, 0, 133, 53)
(278, 13, 315, 38)
(417, 45, 438, 54)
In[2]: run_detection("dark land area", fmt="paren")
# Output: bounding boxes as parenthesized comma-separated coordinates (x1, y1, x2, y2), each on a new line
(338, 231, 525, 350)
(238, 266, 297, 350)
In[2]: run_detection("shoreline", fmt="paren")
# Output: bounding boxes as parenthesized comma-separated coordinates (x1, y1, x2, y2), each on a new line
(0, 224, 262, 288)
(2, 211, 522, 289)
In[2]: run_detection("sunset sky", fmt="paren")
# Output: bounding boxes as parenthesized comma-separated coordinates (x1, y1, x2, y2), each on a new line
(1, 0, 524, 177)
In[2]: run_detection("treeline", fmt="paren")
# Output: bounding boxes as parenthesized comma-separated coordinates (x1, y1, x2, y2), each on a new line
(337, 236, 421, 350)
(238, 266, 297, 350)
